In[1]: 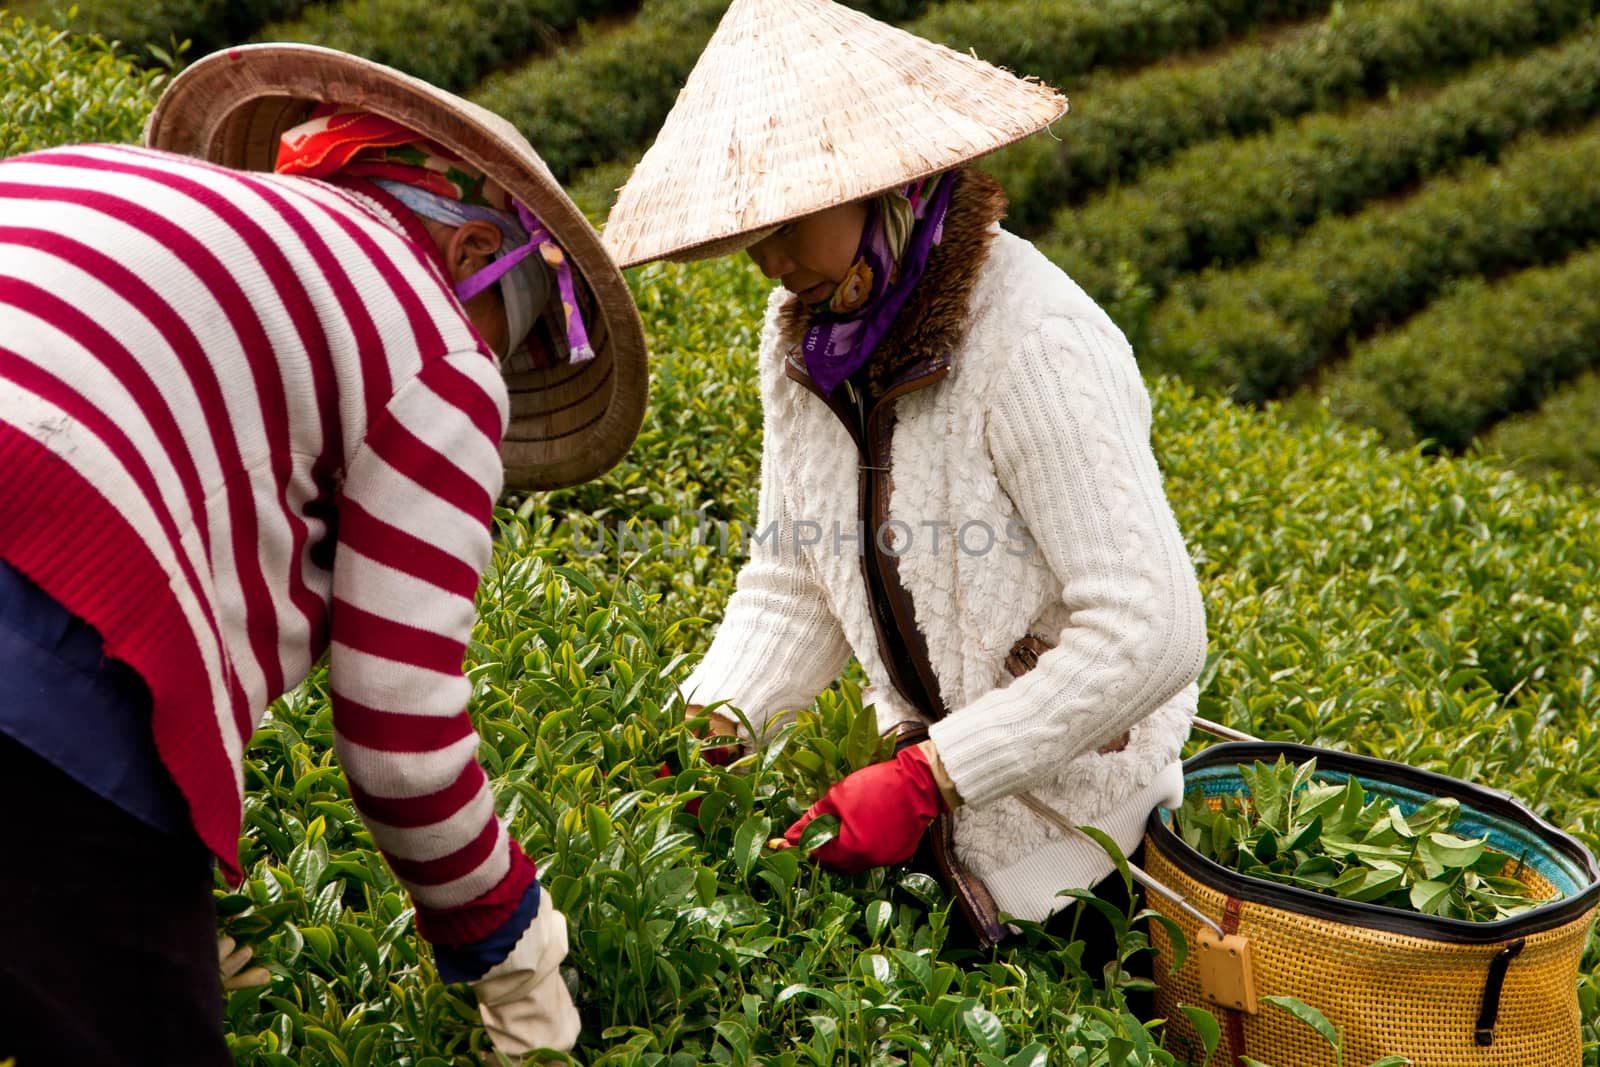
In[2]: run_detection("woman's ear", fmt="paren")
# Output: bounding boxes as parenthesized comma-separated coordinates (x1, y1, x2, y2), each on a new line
(443, 219, 504, 284)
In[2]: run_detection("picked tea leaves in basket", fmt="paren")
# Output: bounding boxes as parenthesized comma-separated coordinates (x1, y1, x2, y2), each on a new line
(1174, 756, 1545, 922)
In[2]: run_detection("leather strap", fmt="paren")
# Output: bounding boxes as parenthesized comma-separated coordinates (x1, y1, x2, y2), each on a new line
(1223, 897, 1249, 1065)
(886, 720, 1008, 948)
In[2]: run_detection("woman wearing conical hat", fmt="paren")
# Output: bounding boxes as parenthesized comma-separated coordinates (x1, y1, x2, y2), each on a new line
(608, 0, 1207, 981)
(0, 44, 647, 1062)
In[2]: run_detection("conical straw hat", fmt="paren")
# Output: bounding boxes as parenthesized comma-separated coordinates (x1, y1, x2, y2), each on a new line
(603, 0, 1067, 269)
(145, 43, 648, 491)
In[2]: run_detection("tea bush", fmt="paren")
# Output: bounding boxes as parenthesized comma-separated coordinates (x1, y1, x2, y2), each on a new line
(65, 0, 316, 62)
(1482, 371, 1600, 487)
(979, 0, 1600, 234)
(515, 0, 1345, 220)
(205, 247, 1600, 1065)
(1142, 120, 1600, 401)
(1323, 244, 1600, 451)
(908, 0, 1339, 87)
(467, 0, 722, 183)
(0, 10, 168, 156)
(255, 0, 636, 93)
(1040, 24, 1600, 305)
(470, 0, 932, 183)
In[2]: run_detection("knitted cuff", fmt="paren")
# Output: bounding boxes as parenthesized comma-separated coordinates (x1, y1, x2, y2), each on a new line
(414, 838, 538, 947)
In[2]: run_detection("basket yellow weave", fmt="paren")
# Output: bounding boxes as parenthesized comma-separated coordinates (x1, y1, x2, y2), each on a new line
(1145, 742, 1600, 1067)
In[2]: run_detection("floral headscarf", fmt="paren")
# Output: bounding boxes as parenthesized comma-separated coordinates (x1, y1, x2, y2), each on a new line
(800, 172, 955, 396)
(275, 106, 594, 369)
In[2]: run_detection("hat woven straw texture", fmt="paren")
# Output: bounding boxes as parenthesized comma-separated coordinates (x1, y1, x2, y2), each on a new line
(144, 43, 648, 491)
(602, 0, 1068, 269)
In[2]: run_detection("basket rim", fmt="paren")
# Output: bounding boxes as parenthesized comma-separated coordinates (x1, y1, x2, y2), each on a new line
(1146, 741, 1600, 944)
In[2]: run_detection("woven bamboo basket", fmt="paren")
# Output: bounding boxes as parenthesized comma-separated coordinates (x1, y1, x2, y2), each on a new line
(1145, 742, 1599, 1067)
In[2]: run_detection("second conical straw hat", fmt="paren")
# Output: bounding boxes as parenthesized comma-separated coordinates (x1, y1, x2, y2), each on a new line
(603, 0, 1067, 268)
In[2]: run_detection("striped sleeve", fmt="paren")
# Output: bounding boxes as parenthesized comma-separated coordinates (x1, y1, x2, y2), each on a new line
(329, 348, 535, 946)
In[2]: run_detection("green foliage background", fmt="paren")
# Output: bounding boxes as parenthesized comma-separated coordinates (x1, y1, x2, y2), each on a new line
(4, 4, 1599, 1065)
(43, 0, 1600, 479)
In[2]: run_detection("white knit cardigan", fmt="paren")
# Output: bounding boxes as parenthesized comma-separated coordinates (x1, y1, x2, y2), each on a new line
(682, 228, 1208, 922)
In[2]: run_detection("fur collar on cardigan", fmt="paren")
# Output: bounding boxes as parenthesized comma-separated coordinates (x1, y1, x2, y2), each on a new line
(778, 168, 1009, 399)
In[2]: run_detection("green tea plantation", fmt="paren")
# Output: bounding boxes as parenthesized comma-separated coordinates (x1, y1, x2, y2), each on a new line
(4, 6, 1599, 1066)
(54, 0, 1600, 481)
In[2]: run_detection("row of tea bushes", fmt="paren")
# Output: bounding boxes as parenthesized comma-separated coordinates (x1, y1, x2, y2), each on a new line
(467, 0, 1330, 189)
(255, 0, 638, 92)
(468, 0, 722, 182)
(1141, 121, 1600, 402)
(66, 0, 317, 62)
(981, 0, 1600, 233)
(1323, 243, 1600, 451)
(469, 0, 931, 183)
(0, 11, 166, 157)
(544, 0, 1334, 219)
(910, 0, 1340, 91)
(1040, 23, 1600, 305)
(1483, 371, 1600, 487)
(1154, 386, 1600, 823)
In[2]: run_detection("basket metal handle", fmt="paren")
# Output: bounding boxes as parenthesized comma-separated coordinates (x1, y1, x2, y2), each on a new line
(1015, 791, 1227, 940)
(1010, 717, 1261, 939)
(1192, 716, 1259, 743)
(1008, 717, 1262, 939)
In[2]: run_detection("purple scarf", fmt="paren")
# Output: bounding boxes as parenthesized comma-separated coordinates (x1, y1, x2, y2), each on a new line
(801, 173, 955, 395)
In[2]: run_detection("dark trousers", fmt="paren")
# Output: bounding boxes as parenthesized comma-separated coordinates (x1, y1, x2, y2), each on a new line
(0, 733, 232, 1066)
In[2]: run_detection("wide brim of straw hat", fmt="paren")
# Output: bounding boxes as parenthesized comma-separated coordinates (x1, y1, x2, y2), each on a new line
(144, 42, 647, 491)
(602, 0, 1068, 269)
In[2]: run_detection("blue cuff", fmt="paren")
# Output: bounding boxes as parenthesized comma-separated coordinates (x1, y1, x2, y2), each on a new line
(433, 877, 542, 984)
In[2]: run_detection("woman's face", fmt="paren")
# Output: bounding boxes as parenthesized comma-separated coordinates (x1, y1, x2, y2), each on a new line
(746, 200, 869, 306)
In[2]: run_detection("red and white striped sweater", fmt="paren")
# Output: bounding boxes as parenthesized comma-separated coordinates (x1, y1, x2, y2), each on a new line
(0, 144, 535, 945)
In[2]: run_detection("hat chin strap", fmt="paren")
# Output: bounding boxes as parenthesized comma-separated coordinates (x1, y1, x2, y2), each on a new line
(457, 201, 594, 368)
(453, 216, 538, 303)
(372, 179, 546, 360)
(454, 225, 543, 363)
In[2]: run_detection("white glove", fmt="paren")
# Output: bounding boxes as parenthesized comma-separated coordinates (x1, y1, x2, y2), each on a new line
(471, 901, 581, 1057)
(217, 935, 271, 991)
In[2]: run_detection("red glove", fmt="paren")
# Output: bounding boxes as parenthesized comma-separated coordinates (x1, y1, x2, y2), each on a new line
(783, 745, 946, 873)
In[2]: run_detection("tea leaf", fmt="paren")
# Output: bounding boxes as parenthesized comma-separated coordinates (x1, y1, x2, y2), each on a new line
(961, 1005, 1007, 1056)
(865, 899, 892, 942)
(796, 813, 841, 855)
(1263, 995, 1340, 1048)
(1179, 1004, 1223, 1063)
(1408, 879, 1453, 915)
(732, 814, 772, 879)
(1420, 832, 1487, 870)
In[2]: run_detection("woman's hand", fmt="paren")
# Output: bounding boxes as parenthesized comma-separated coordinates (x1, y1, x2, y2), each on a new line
(218, 935, 270, 992)
(469, 893, 581, 1056)
(782, 742, 950, 873)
